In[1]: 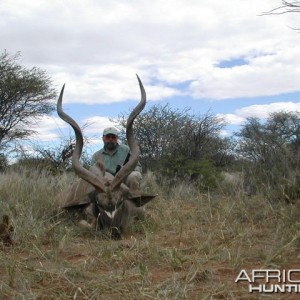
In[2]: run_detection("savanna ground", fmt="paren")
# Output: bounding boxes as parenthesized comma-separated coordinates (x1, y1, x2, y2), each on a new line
(1, 169, 300, 299)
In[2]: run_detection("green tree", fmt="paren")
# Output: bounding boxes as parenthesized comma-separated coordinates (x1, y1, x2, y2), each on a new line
(235, 111, 300, 201)
(117, 104, 230, 189)
(0, 153, 8, 172)
(0, 51, 56, 150)
(236, 111, 300, 164)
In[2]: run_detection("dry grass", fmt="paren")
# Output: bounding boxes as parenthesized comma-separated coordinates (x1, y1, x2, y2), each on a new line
(1, 169, 300, 299)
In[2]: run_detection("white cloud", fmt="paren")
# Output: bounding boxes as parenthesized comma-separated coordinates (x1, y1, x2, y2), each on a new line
(236, 102, 300, 119)
(1, 0, 300, 104)
(55, 69, 180, 104)
(83, 116, 117, 135)
(219, 113, 246, 125)
(28, 114, 116, 143)
(29, 116, 67, 141)
(2, 0, 300, 143)
(190, 49, 300, 100)
(28, 115, 117, 145)
(220, 102, 300, 125)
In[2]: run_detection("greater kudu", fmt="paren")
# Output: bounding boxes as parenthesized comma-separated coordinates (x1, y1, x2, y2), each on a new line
(57, 75, 155, 239)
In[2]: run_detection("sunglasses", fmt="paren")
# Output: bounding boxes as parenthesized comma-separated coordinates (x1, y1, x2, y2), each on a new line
(104, 134, 118, 140)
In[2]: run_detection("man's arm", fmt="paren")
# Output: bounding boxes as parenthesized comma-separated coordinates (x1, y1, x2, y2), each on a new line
(91, 151, 101, 165)
(115, 146, 142, 174)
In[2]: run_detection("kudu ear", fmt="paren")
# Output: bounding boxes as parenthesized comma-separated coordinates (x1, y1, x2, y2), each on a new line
(127, 193, 157, 207)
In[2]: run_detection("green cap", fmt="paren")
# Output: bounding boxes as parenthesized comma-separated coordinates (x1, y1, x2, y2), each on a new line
(103, 127, 119, 136)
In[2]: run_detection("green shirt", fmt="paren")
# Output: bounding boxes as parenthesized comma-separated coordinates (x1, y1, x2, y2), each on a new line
(91, 144, 142, 175)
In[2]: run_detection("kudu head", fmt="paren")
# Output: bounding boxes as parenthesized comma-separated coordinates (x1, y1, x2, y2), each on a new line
(57, 75, 155, 237)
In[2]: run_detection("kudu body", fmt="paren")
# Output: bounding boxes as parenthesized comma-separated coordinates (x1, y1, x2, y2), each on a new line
(57, 75, 155, 239)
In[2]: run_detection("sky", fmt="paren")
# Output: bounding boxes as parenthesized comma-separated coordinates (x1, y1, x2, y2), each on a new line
(1, 0, 300, 154)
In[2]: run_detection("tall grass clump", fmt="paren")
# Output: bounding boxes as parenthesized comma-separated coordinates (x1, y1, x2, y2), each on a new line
(0, 168, 75, 247)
